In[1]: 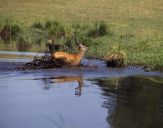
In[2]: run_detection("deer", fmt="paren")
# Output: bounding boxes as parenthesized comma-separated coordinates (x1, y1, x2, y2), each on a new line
(51, 43, 87, 66)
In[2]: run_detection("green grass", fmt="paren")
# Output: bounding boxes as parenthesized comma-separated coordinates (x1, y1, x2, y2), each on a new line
(0, 0, 163, 71)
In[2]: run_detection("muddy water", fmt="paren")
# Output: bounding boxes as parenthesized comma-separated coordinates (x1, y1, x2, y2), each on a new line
(0, 51, 163, 128)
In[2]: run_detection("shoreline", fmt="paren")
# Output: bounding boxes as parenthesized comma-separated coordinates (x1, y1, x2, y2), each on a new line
(0, 56, 162, 73)
(0, 49, 162, 72)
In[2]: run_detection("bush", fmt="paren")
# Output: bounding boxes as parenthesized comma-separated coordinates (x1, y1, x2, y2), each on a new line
(31, 20, 65, 38)
(31, 21, 44, 29)
(87, 21, 107, 38)
(77, 36, 94, 46)
(44, 21, 53, 30)
(0, 22, 22, 41)
(16, 36, 31, 52)
(48, 24, 65, 38)
(64, 33, 94, 50)
(104, 45, 126, 67)
(52, 21, 60, 27)
(30, 30, 44, 45)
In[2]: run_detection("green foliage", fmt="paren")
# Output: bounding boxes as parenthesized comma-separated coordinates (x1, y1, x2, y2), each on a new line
(48, 25, 65, 37)
(31, 21, 44, 29)
(11, 24, 22, 36)
(0, 22, 22, 41)
(1, 22, 21, 36)
(52, 21, 60, 27)
(30, 20, 66, 43)
(31, 30, 44, 45)
(46, 21, 65, 38)
(44, 21, 60, 30)
(44, 20, 53, 30)
(87, 21, 108, 38)
(16, 36, 31, 52)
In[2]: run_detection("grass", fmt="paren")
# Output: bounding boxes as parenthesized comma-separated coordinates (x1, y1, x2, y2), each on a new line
(0, 0, 163, 71)
(0, 21, 22, 41)
(16, 36, 31, 52)
(87, 21, 108, 38)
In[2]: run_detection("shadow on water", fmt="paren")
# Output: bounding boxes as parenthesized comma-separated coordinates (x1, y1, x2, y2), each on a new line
(94, 76, 163, 128)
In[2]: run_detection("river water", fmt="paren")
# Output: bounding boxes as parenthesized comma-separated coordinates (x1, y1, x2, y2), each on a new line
(0, 51, 163, 128)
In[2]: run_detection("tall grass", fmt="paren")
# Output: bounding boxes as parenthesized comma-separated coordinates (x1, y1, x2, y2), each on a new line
(87, 22, 108, 38)
(0, 21, 22, 41)
(31, 21, 44, 30)
(16, 36, 31, 52)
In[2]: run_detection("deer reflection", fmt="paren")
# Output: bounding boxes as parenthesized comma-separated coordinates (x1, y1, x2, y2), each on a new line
(42, 76, 83, 96)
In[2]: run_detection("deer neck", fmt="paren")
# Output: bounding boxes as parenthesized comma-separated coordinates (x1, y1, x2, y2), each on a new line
(77, 49, 85, 60)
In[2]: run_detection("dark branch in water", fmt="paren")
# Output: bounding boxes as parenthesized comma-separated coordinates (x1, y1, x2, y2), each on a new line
(21, 53, 57, 70)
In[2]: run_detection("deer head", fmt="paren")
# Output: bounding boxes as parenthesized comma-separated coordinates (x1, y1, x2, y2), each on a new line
(78, 43, 88, 51)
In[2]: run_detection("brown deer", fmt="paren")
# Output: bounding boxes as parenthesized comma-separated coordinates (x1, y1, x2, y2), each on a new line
(51, 44, 87, 66)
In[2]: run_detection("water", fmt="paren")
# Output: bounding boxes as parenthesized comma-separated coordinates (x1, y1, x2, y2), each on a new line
(0, 51, 163, 128)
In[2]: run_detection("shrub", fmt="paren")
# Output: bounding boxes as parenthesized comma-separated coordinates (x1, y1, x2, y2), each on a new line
(31, 21, 44, 29)
(52, 21, 60, 27)
(77, 36, 94, 46)
(87, 21, 107, 38)
(44, 20, 53, 30)
(31, 30, 44, 45)
(0, 22, 22, 41)
(48, 24, 65, 38)
(72, 24, 80, 29)
(16, 36, 31, 52)
(104, 45, 126, 67)
(64, 33, 93, 50)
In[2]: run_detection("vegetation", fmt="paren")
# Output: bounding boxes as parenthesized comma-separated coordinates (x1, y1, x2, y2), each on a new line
(87, 22, 108, 38)
(16, 36, 31, 52)
(104, 45, 126, 67)
(0, 0, 163, 71)
(31, 21, 44, 30)
(0, 22, 22, 41)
